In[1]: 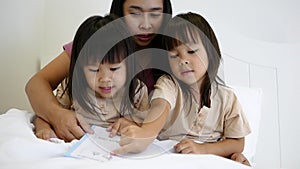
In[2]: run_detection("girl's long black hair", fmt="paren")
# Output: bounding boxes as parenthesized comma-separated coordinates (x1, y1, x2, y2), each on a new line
(162, 12, 225, 112)
(66, 14, 141, 116)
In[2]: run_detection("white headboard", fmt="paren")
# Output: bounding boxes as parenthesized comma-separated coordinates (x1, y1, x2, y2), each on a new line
(222, 53, 280, 167)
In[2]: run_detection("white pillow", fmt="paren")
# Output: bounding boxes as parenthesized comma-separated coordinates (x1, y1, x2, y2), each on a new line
(230, 85, 263, 164)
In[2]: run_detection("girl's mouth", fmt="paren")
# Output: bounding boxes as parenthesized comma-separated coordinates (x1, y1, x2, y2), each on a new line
(99, 86, 113, 93)
(181, 70, 194, 75)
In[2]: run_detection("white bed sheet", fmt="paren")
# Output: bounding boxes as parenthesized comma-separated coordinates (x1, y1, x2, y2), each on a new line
(0, 108, 251, 169)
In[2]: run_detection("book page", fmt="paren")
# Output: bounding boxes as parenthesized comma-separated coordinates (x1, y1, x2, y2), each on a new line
(65, 126, 177, 162)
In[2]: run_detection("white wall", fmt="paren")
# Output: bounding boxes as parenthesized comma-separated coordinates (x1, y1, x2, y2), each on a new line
(41, 0, 111, 67)
(0, 0, 299, 168)
(0, 0, 44, 113)
(174, 1, 300, 168)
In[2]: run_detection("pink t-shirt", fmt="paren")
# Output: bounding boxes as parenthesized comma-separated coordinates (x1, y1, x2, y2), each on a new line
(63, 41, 73, 57)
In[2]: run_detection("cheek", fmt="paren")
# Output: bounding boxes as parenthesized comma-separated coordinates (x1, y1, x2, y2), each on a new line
(168, 60, 179, 74)
(199, 57, 209, 70)
(114, 70, 127, 83)
(153, 18, 163, 30)
(86, 76, 96, 87)
(84, 73, 96, 87)
(125, 18, 138, 33)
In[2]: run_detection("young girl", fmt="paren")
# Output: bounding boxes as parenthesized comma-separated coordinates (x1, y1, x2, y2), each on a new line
(112, 12, 251, 163)
(34, 14, 149, 140)
(26, 0, 172, 142)
(159, 12, 251, 157)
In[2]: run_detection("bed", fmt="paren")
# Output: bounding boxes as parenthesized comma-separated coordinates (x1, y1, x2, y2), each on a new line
(1, 53, 277, 169)
(0, 109, 251, 169)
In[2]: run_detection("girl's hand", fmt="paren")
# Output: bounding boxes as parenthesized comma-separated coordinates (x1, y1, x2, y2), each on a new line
(111, 125, 156, 155)
(174, 139, 207, 154)
(107, 117, 137, 138)
(34, 116, 57, 140)
(230, 153, 251, 166)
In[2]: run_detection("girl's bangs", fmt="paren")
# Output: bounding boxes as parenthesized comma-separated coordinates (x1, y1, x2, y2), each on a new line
(79, 39, 128, 66)
(101, 42, 127, 64)
(165, 23, 201, 50)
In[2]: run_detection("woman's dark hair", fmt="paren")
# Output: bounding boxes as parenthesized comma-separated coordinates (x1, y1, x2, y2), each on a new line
(162, 12, 224, 110)
(66, 14, 140, 116)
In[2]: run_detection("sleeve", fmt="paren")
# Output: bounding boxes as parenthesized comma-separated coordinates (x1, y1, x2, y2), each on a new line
(55, 79, 72, 109)
(224, 92, 251, 138)
(133, 80, 150, 112)
(151, 75, 178, 110)
(129, 80, 150, 123)
(63, 41, 73, 57)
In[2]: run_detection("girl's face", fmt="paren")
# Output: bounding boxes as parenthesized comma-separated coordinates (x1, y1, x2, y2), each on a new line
(84, 61, 126, 99)
(167, 39, 209, 87)
(123, 0, 164, 47)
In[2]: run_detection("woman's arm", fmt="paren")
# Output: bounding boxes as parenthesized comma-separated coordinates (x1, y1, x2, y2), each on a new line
(26, 51, 69, 122)
(25, 51, 92, 141)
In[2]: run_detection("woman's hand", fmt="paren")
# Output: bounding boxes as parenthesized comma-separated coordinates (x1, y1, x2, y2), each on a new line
(49, 109, 93, 142)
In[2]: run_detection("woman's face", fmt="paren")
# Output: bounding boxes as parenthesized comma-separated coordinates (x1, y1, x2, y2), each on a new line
(123, 0, 164, 47)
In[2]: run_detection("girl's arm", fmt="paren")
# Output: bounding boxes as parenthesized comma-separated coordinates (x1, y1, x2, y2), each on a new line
(25, 51, 92, 141)
(112, 98, 170, 154)
(174, 137, 245, 157)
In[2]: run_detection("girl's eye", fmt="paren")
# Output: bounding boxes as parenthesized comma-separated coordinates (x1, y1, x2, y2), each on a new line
(169, 54, 178, 59)
(168, 51, 178, 59)
(187, 49, 199, 54)
(110, 67, 121, 71)
(88, 68, 99, 72)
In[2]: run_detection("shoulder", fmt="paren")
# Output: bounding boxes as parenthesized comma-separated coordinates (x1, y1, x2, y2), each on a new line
(155, 74, 177, 88)
(212, 84, 245, 117)
(213, 84, 237, 102)
(63, 41, 73, 57)
(151, 75, 180, 109)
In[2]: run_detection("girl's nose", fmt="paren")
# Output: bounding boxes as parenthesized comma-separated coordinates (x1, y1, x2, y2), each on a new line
(98, 71, 112, 83)
(99, 76, 112, 83)
(179, 58, 189, 66)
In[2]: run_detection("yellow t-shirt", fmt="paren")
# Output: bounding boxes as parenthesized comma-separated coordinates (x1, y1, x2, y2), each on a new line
(55, 79, 149, 128)
(151, 75, 251, 142)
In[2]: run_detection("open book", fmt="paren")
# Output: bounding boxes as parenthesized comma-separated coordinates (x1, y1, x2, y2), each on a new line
(65, 125, 177, 162)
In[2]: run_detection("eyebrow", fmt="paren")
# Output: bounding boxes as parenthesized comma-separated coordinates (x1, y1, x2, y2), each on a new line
(129, 5, 163, 12)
